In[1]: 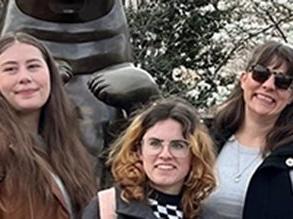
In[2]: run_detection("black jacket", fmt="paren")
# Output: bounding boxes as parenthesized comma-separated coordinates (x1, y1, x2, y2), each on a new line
(242, 143, 293, 219)
(82, 187, 157, 219)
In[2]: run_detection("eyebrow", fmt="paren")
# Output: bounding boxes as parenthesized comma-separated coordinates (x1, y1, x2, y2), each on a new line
(172, 139, 188, 143)
(146, 137, 163, 142)
(26, 58, 43, 64)
(0, 61, 18, 67)
(0, 58, 43, 67)
(145, 137, 187, 143)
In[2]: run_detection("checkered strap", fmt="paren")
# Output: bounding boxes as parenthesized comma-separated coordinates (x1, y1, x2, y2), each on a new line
(149, 198, 183, 219)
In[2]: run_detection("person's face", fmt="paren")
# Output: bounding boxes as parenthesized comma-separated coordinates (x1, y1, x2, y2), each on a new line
(240, 60, 293, 121)
(0, 42, 51, 114)
(140, 119, 191, 195)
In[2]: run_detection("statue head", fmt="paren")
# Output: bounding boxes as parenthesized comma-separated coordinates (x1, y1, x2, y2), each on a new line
(16, 0, 114, 22)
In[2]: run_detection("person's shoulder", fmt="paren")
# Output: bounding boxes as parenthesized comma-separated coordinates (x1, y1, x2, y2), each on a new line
(82, 195, 99, 219)
(82, 187, 117, 219)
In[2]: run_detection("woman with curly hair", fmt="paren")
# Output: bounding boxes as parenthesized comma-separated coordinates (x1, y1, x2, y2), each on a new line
(82, 97, 216, 219)
(0, 32, 96, 219)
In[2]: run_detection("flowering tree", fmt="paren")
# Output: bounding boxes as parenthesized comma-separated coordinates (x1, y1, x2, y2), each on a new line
(126, 0, 233, 111)
(214, 0, 293, 72)
(126, 0, 293, 111)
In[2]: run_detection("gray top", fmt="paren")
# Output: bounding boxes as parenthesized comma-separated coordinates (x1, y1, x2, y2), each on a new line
(201, 136, 263, 219)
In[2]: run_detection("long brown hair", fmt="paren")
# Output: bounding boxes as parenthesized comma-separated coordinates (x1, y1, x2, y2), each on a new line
(0, 95, 52, 211)
(108, 97, 216, 219)
(0, 32, 95, 213)
(213, 41, 293, 153)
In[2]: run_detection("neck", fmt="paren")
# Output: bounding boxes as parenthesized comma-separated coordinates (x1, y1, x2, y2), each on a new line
(18, 111, 40, 134)
(149, 183, 181, 195)
(236, 114, 275, 149)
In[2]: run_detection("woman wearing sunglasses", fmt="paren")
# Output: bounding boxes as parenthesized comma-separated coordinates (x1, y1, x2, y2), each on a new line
(82, 97, 216, 219)
(201, 41, 293, 219)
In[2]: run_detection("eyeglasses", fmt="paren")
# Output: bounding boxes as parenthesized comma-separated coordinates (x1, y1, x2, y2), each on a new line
(250, 64, 293, 90)
(141, 138, 190, 158)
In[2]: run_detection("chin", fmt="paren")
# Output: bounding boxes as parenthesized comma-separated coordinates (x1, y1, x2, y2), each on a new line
(17, 105, 43, 113)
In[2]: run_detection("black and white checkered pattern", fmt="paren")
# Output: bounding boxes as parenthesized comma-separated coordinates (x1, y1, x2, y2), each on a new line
(149, 198, 183, 219)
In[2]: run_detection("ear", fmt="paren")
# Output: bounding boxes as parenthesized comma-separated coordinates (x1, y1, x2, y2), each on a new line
(240, 72, 248, 90)
(138, 150, 143, 159)
(136, 143, 143, 159)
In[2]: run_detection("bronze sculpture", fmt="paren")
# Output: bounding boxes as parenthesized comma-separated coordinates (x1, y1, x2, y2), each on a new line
(1, 0, 159, 187)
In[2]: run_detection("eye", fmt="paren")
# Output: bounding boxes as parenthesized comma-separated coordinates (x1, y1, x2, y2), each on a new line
(170, 141, 188, 150)
(148, 139, 162, 148)
(28, 63, 41, 71)
(251, 65, 270, 83)
(1, 66, 18, 75)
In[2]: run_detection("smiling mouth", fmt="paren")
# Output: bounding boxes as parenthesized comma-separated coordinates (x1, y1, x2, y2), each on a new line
(15, 88, 38, 96)
(155, 164, 176, 170)
(255, 93, 275, 104)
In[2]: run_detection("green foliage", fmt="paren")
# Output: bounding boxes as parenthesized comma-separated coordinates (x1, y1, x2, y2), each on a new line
(126, 1, 234, 108)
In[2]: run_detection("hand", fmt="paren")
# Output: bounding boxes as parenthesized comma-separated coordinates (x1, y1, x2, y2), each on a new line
(88, 63, 160, 112)
(56, 60, 73, 84)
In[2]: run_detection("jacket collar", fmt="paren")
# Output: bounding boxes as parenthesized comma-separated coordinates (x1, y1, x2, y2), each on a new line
(115, 188, 157, 219)
(259, 143, 293, 170)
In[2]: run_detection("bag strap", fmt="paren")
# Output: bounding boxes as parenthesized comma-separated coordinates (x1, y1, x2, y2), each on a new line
(98, 187, 116, 219)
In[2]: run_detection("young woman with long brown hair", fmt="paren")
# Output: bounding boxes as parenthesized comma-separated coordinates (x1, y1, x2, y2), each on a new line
(0, 32, 96, 219)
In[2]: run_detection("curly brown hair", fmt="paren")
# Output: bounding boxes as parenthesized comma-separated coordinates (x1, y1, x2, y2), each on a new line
(108, 97, 216, 219)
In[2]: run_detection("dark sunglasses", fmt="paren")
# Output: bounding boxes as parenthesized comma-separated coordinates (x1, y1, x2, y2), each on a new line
(251, 64, 293, 90)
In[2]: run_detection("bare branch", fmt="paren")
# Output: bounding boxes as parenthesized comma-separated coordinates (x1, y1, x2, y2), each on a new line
(214, 14, 293, 76)
(264, 10, 288, 42)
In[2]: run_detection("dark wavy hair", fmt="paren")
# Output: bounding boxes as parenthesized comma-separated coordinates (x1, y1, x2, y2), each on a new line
(0, 32, 95, 214)
(212, 41, 293, 154)
(108, 97, 216, 219)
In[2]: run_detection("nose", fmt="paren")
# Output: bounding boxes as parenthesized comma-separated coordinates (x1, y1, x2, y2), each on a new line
(158, 144, 172, 158)
(261, 74, 276, 90)
(18, 68, 32, 84)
